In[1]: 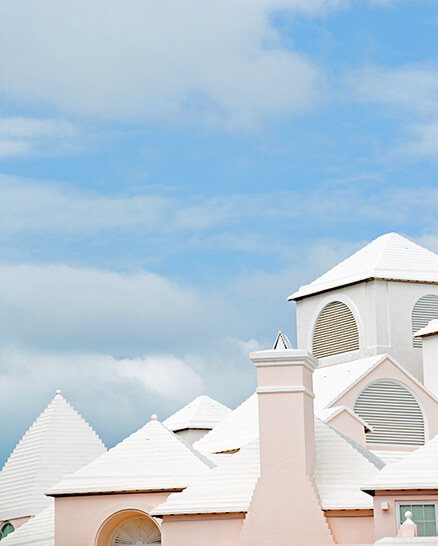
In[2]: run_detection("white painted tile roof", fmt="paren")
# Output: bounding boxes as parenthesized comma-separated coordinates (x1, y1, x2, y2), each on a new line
(414, 319, 438, 338)
(153, 419, 383, 515)
(0, 391, 106, 521)
(193, 394, 258, 455)
(371, 450, 410, 465)
(163, 395, 231, 432)
(312, 354, 388, 413)
(363, 433, 438, 492)
(1, 505, 54, 546)
(289, 233, 438, 300)
(47, 417, 213, 496)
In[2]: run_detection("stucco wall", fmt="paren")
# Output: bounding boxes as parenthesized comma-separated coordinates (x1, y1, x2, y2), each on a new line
(55, 492, 169, 546)
(161, 513, 244, 546)
(325, 511, 374, 544)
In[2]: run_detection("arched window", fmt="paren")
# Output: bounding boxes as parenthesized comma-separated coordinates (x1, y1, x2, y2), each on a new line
(412, 295, 438, 348)
(354, 380, 425, 446)
(312, 300, 359, 359)
(0, 522, 14, 540)
(110, 516, 161, 545)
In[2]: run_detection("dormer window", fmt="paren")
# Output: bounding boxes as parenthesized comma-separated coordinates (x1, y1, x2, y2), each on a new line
(0, 522, 14, 540)
(312, 301, 359, 359)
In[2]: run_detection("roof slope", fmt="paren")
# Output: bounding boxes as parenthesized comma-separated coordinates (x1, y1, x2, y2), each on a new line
(363, 433, 438, 492)
(1, 504, 54, 546)
(193, 394, 258, 455)
(289, 233, 438, 300)
(48, 417, 213, 496)
(0, 391, 106, 521)
(153, 419, 382, 515)
(163, 395, 231, 432)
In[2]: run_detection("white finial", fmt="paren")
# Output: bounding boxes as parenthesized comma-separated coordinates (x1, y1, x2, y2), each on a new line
(55, 389, 62, 396)
(151, 414, 158, 421)
(405, 511, 413, 520)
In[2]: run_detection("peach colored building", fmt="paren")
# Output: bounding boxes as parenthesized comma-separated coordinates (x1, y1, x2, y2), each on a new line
(4, 232, 438, 545)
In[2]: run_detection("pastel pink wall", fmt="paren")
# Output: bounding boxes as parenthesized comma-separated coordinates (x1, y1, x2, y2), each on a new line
(55, 492, 169, 546)
(325, 511, 374, 544)
(162, 514, 244, 546)
(327, 411, 366, 447)
(332, 357, 438, 444)
(373, 491, 438, 541)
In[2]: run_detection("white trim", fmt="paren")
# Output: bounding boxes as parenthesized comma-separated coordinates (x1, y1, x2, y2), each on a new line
(256, 386, 315, 399)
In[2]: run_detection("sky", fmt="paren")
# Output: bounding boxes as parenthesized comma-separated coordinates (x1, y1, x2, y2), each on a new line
(0, 0, 438, 465)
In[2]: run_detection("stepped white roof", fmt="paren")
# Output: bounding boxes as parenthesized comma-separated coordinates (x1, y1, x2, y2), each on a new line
(363, 433, 438, 493)
(0, 391, 106, 521)
(163, 395, 231, 432)
(48, 417, 213, 496)
(1, 505, 54, 546)
(153, 419, 382, 515)
(193, 394, 258, 455)
(289, 233, 438, 300)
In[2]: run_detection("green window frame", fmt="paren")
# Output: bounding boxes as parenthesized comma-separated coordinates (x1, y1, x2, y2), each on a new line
(399, 504, 437, 537)
(0, 522, 14, 540)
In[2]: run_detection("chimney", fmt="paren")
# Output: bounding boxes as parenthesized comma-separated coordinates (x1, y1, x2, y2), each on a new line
(414, 319, 438, 397)
(238, 333, 334, 546)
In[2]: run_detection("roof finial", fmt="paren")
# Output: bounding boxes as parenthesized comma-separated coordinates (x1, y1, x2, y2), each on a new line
(55, 389, 62, 396)
(151, 414, 158, 421)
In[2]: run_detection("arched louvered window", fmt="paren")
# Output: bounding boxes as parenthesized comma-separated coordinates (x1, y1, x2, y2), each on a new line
(354, 380, 425, 446)
(110, 516, 161, 545)
(312, 301, 359, 359)
(412, 295, 438, 348)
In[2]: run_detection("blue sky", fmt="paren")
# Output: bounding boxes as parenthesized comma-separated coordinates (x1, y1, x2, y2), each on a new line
(1, 0, 438, 465)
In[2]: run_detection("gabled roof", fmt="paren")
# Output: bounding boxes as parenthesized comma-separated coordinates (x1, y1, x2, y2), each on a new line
(1, 504, 54, 546)
(0, 391, 106, 521)
(47, 417, 213, 496)
(153, 419, 382, 515)
(362, 433, 438, 493)
(193, 394, 258, 455)
(289, 233, 438, 300)
(163, 395, 231, 432)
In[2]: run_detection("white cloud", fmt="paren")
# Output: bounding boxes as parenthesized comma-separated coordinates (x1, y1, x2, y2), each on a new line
(346, 64, 438, 159)
(0, 0, 325, 130)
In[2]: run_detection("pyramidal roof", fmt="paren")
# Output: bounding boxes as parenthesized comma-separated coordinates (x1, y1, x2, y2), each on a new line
(289, 233, 438, 300)
(1, 504, 54, 546)
(163, 395, 231, 432)
(362, 433, 438, 493)
(153, 419, 382, 516)
(48, 416, 214, 496)
(0, 391, 106, 521)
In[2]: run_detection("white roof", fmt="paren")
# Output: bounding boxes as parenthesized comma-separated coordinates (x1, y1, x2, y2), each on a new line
(414, 319, 438, 338)
(163, 395, 231, 432)
(312, 354, 388, 413)
(153, 419, 382, 515)
(193, 394, 258, 455)
(289, 233, 438, 300)
(0, 391, 106, 521)
(1, 505, 54, 546)
(48, 417, 213, 496)
(363, 433, 438, 492)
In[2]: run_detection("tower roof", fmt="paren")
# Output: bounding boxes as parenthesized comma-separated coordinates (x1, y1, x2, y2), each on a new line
(289, 233, 438, 300)
(0, 391, 106, 521)
(163, 395, 231, 432)
(47, 416, 213, 496)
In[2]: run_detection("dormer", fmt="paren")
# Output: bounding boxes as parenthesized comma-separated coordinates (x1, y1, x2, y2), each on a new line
(289, 233, 438, 379)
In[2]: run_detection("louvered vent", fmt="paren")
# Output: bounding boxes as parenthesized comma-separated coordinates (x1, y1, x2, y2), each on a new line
(110, 516, 161, 545)
(412, 295, 438, 348)
(354, 380, 425, 446)
(312, 301, 359, 359)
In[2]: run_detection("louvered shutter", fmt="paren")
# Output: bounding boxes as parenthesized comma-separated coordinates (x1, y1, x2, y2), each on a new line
(354, 380, 425, 446)
(110, 517, 161, 545)
(312, 301, 359, 359)
(412, 295, 438, 348)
